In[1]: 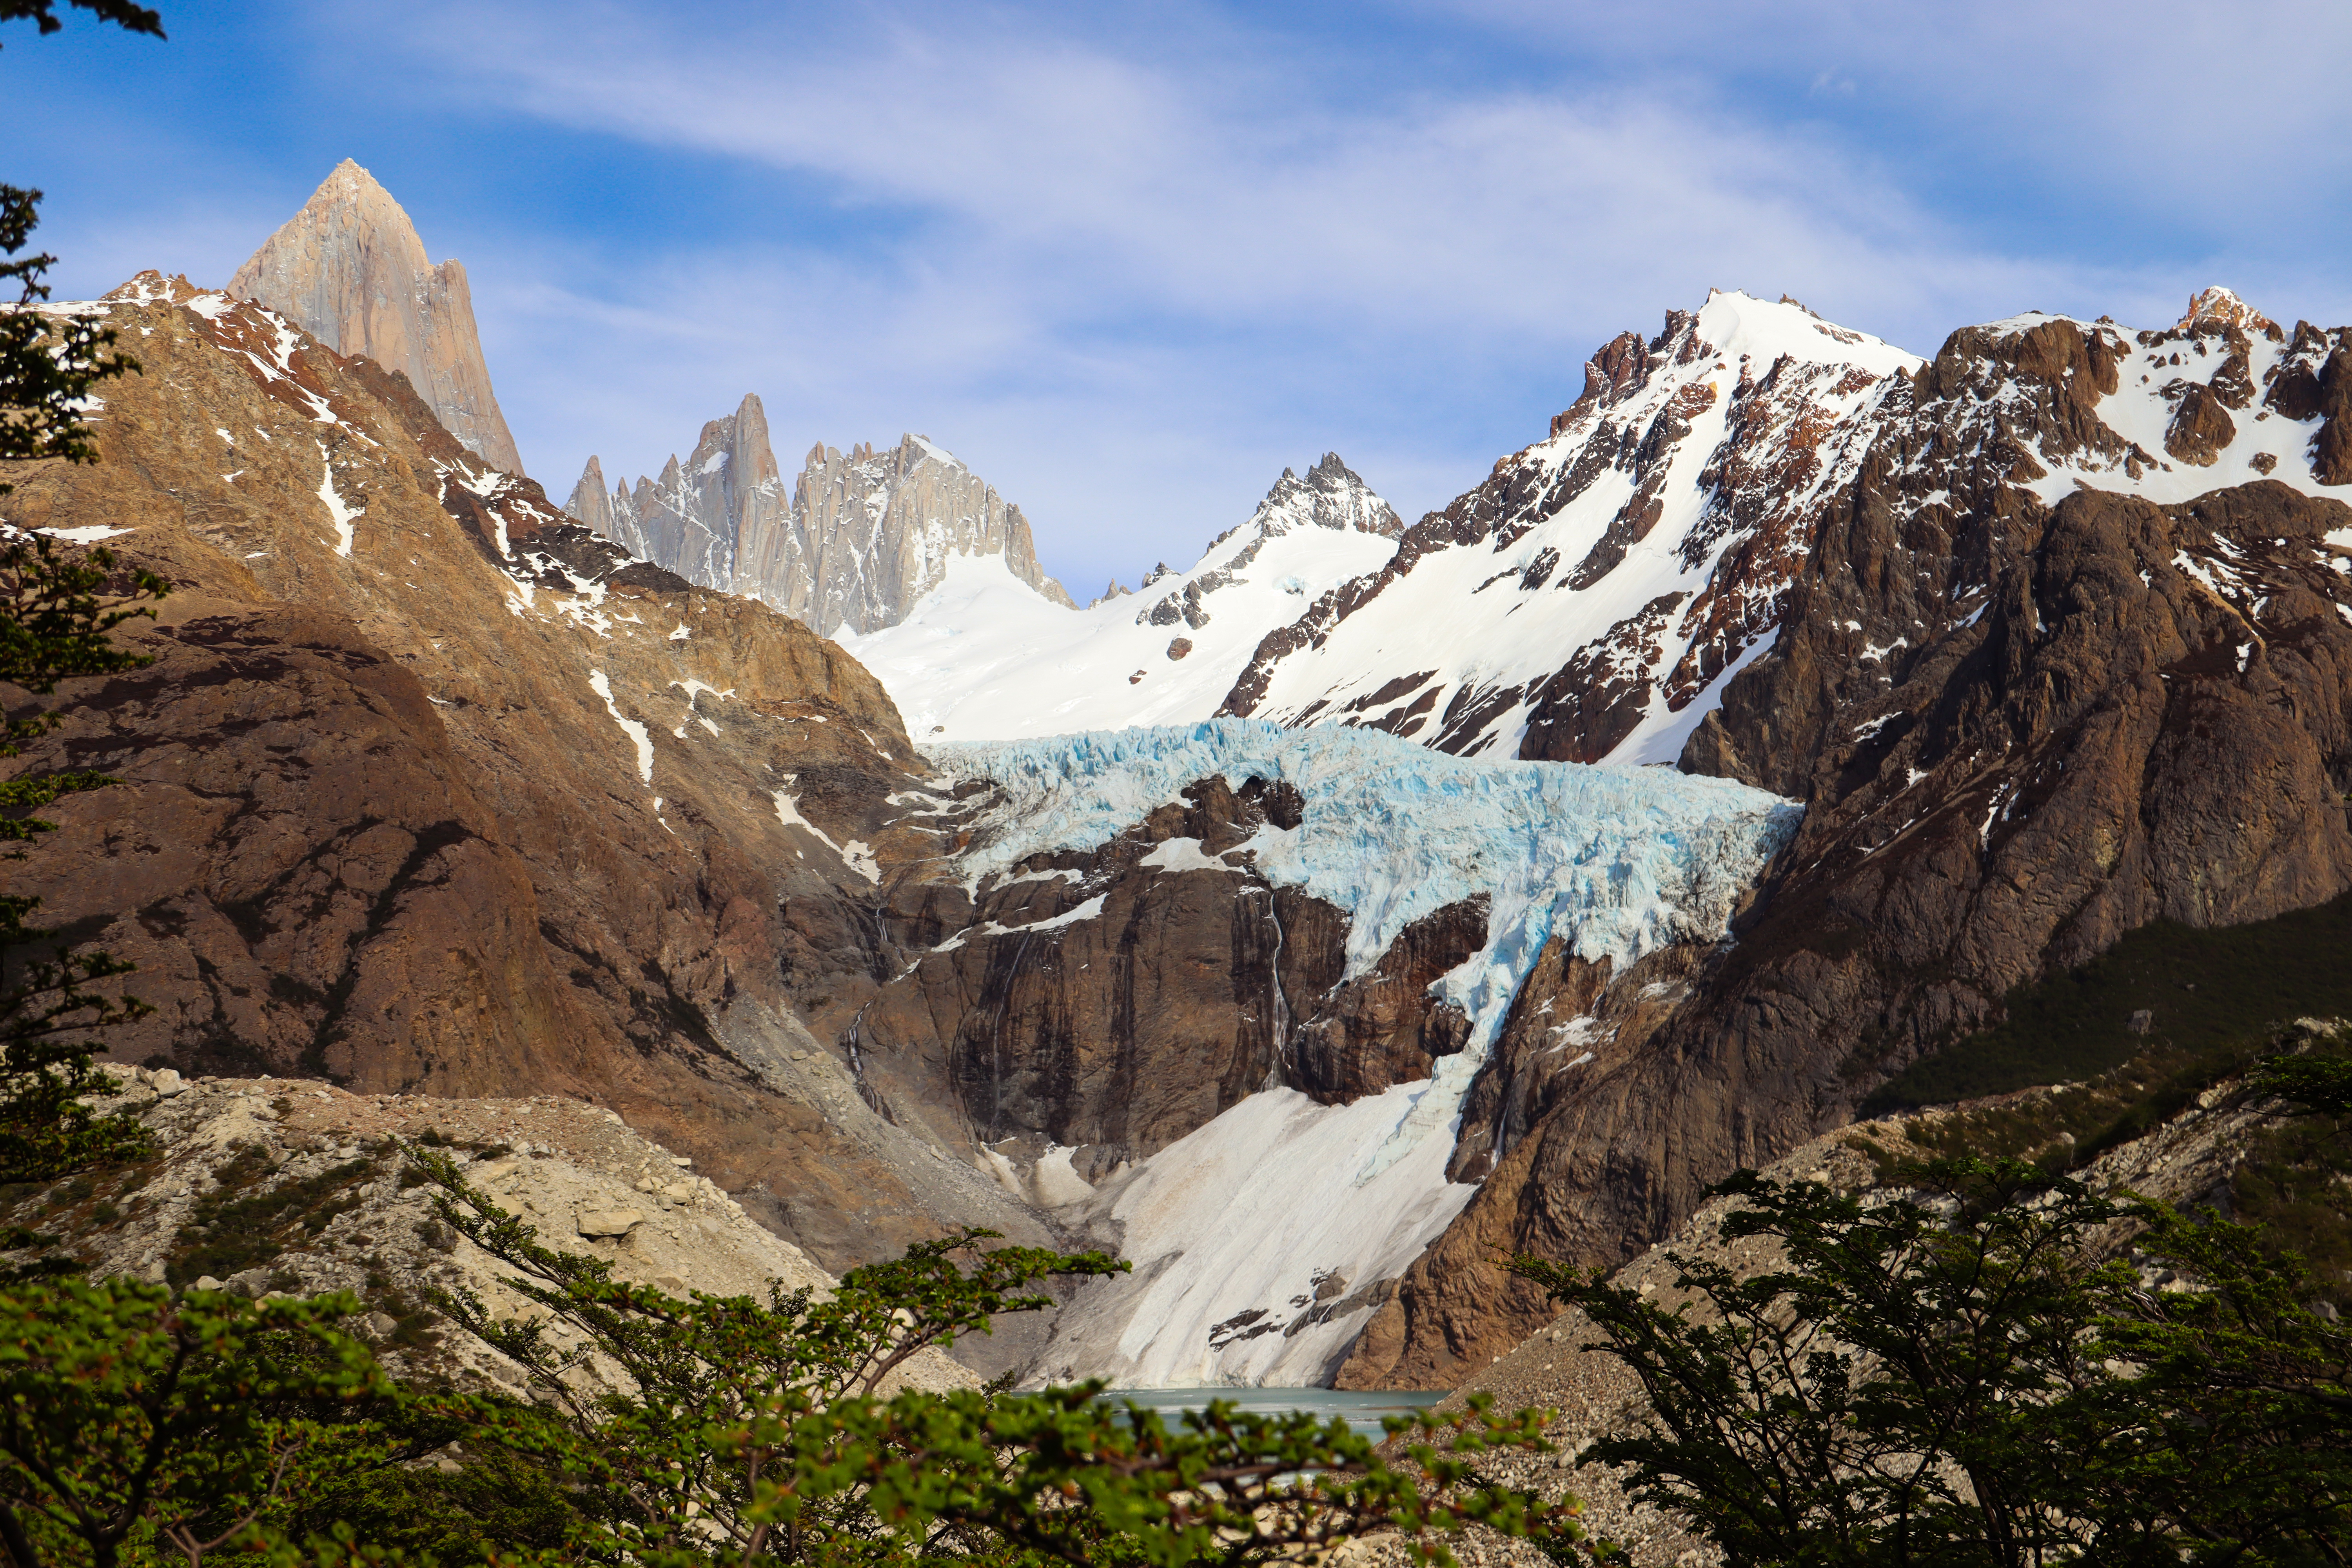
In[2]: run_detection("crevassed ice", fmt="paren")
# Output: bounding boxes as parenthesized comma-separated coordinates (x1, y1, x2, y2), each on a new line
(929, 718, 1800, 1043)
(925, 720, 1801, 1387)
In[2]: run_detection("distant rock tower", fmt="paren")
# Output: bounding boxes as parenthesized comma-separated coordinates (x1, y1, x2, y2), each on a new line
(230, 159, 525, 475)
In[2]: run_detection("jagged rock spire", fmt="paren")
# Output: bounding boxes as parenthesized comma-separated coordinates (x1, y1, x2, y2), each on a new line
(230, 159, 524, 474)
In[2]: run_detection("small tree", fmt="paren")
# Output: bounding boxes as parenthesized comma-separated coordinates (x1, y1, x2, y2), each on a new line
(2250, 1049, 2352, 1116)
(0, 1280, 387, 1568)
(0, 186, 170, 1253)
(1511, 1157, 2352, 1568)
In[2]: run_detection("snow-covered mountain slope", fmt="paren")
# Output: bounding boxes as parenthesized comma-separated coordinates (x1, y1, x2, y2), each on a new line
(567, 410, 1073, 638)
(846, 454, 1401, 741)
(1219, 291, 1918, 764)
(918, 720, 1798, 1387)
(1219, 287, 2352, 769)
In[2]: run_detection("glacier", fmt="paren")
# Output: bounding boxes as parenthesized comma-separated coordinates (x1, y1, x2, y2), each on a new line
(925, 720, 1801, 1387)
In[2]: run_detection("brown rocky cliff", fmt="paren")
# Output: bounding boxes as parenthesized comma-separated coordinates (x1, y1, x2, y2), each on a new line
(0, 273, 1045, 1273)
(1345, 308, 2352, 1387)
(1288, 897, 1483, 1105)
(230, 160, 525, 475)
(833, 775, 1353, 1182)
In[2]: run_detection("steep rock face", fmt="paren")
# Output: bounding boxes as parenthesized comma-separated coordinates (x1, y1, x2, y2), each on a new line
(0, 272, 1051, 1274)
(1288, 897, 1483, 1106)
(229, 160, 524, 475)
(819, 773, 1351, 1184)
(1343, 294, 2352, 1389)
(571, 416, 1074, 637)
(843, 454, 1403, 742)
(777, 435, 1074, 634)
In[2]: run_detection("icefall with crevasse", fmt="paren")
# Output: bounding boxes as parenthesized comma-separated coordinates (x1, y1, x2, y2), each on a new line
(923, 720, 1803, 1387)
(929, 719, 1801, 1052)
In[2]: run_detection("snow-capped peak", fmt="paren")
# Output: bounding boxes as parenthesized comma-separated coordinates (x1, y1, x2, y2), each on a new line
(2176, 284, 2276, 336)
(1242, 452, 1405, 543)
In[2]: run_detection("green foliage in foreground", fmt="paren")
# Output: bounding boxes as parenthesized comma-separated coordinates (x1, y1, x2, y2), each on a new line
(1512, 1158, 2352, 1568)
(0, 1145, 1600, 1568)
(0, 1281, 387, 1568)
(392, 1146, 1593, 1567)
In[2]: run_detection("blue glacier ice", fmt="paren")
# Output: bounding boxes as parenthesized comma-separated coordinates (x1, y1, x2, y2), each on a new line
(929, 719, 1802, 1051)
(925, 721, 1805, 1388)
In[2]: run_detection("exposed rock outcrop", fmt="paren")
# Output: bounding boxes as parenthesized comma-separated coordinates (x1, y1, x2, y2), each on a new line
(572, 415, 1074, 637)
(831, 774, 1350, 1181)
(229, 160, 524, 474)
(1289, 897, 1483, 1106)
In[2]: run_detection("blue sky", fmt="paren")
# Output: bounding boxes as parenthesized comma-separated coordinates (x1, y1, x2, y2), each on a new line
(11, 0, 2352, 595)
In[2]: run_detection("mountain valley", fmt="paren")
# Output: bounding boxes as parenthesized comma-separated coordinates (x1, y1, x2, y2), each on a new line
(7, 158, 2351, 1414)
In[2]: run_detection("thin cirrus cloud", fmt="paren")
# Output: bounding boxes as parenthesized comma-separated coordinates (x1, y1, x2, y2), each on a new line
(66, 0, 2331, 592)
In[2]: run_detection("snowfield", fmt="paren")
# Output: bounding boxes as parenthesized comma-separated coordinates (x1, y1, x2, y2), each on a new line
(927, 720, 1800, 1386)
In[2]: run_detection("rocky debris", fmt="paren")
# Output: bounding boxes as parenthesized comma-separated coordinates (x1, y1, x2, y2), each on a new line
(1166, 637, 1193, 660)
(575, 1208, 644, 1238)
(16, 1065, 975, 1399)
(0, 272, 1047, 1275)
(229, 160, 523, 474)
(571, 417, 1074, 637)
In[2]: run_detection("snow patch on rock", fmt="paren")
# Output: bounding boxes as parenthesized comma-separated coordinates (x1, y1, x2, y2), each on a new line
(588, 670, 654, 784)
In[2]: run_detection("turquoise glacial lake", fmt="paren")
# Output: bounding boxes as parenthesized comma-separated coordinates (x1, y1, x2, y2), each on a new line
(1096, 1387, 1447, 1441)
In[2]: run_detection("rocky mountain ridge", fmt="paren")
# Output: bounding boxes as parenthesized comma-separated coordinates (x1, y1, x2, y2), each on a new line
(1331, 290, 2352, 1387)
(229, 160, 524, 475)
(1220, 288, 2347, 768)
(0, 271, 1054, 1276)
(566, 407, 1074, 638)
(15, 257, 2352, 1407)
